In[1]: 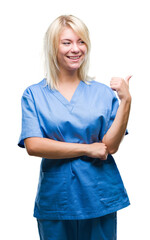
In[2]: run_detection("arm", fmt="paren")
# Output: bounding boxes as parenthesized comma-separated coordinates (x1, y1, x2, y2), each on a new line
(22, 88, 108, 160)
(102, 76, 132, 154)
(25, 137, 108, 160)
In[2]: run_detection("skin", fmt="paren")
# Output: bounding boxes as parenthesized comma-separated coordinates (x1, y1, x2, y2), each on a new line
(102, 76, 132, 154)
(56, 27, 87, 102)
(25, 27, 132, 160)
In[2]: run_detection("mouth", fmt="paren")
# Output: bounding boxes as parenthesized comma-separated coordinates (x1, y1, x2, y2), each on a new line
(67, 55, 82, 60)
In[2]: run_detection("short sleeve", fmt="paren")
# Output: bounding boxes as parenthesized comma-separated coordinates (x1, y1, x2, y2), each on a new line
(18, 89, 43, 148)
(105, 91, 128, 135)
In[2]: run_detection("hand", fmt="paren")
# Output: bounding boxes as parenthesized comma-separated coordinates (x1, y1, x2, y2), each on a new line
(86, 142, 108, 160)
(110, 75, 132, 101)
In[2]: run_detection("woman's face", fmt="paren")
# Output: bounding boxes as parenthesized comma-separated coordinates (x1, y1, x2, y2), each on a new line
(57, 27, 87, 72)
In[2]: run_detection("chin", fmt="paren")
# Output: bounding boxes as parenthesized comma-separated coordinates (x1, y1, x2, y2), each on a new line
(67, 64, 81, 71)
(69, 67, 81, 72)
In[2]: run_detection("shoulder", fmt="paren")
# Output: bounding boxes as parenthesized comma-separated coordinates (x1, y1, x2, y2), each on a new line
(87, 80, 117, 99)
(22, 79, 47, 98)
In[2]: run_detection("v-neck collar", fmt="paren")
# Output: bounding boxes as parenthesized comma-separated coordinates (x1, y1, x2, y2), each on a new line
(50, 80, 84, 111)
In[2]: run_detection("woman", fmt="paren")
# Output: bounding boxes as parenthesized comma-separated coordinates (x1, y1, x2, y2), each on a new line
(18, 15, 131, 240)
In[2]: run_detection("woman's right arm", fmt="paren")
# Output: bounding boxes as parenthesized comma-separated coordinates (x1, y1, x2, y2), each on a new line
(24, 137, 108, 160)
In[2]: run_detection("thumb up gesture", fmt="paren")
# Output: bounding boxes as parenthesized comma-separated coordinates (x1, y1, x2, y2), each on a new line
(110, 75, 132, 102)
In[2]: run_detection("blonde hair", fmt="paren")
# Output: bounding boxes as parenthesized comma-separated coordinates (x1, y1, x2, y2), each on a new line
(44, 15, 92, 89)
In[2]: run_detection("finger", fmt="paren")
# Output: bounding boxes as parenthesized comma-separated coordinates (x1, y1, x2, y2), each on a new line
(110, 81, 120, 87)
(125, 75, 132, 84)
(101, 154, 108, 161)
(110, 77, 124, 86)
(110, 82, 119, 91)
(111, 77, 121, 81)
(100, 157, 107, 161)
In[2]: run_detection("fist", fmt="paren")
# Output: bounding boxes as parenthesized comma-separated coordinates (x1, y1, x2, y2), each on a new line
(87, 142, 108, 160)
(110, 75, 132, 101)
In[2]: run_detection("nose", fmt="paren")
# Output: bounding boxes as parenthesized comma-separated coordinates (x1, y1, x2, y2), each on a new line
(71, 43, 80, 53)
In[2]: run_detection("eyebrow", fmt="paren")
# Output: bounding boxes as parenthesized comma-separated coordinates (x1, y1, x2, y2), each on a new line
(61, 39, 71, 41)
(61, 38, 82, 42)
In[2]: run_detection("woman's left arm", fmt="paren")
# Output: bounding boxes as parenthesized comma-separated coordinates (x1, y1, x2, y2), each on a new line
(102, 75, 132, 154)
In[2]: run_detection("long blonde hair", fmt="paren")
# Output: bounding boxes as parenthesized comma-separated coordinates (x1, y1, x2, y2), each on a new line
(44, 15, 92, 89)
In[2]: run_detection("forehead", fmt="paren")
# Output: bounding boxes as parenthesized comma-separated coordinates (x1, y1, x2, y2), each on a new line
(59, 27, 80, 40)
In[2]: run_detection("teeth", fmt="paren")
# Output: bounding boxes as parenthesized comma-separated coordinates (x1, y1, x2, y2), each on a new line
(68, 56, 80, 59)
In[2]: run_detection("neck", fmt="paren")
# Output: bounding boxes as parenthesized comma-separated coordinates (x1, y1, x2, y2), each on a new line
(58, 68, 80, 85)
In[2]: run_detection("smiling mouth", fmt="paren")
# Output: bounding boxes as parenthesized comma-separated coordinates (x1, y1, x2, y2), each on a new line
(67, 55, 81, 60)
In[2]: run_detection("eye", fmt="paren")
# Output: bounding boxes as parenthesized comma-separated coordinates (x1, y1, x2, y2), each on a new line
(79, 40, 85, 44)
(62, 42, 71, 45)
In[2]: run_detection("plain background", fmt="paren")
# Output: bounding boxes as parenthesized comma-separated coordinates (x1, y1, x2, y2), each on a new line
(0, 0, 150, 239)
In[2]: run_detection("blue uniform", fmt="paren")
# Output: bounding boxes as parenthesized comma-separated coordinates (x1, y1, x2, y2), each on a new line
(18, 79, 130, 221)
(37, 212, 117, 240)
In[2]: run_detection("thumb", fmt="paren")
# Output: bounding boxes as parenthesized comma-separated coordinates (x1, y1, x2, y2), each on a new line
(125, 75, 132, 84)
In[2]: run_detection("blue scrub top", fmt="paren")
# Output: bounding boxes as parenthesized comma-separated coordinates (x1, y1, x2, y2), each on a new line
(18, 79, 130, 220)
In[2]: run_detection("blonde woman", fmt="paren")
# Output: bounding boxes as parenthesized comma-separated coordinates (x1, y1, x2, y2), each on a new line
(18, 15, 131, 240)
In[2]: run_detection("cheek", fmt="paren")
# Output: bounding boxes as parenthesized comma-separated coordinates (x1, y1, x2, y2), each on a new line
(82, 46, 87, 55)
(58, 48, 70, 61)
(57, 49, 65, 62)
